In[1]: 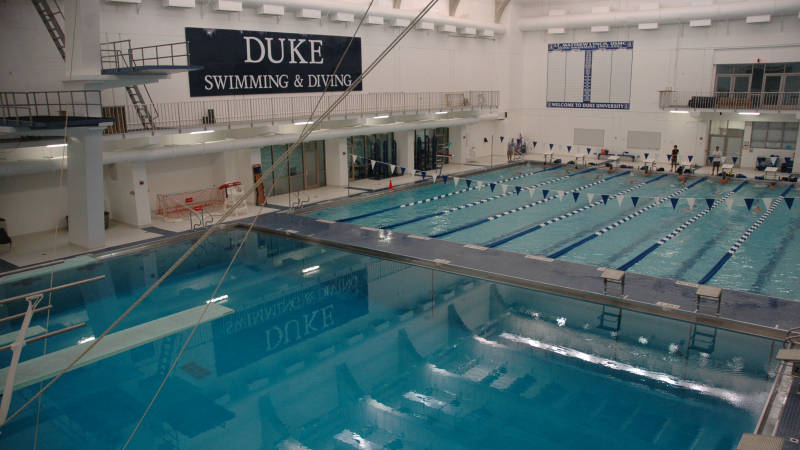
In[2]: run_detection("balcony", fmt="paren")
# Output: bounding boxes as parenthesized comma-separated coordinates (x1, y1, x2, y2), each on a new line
(104, 90, 500, 135)
(659, 90, 800, 112)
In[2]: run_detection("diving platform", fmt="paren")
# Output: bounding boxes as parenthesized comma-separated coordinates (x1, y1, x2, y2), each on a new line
(100, 40, 202, 77)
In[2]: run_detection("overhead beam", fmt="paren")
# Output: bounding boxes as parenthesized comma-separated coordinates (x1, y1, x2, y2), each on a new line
(495, 0, 510, 23)
(449, 0, 460, 16)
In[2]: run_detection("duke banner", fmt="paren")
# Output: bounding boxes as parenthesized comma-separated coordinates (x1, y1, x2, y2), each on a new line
(186, 27, 363, 97)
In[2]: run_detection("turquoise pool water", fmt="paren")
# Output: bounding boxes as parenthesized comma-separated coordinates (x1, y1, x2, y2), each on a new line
(306, 164, 800, 300)
(0, 230, 777, 449)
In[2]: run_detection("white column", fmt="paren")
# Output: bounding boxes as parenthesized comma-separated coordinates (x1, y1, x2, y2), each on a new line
(64, 0, 101, 80)
(324, 138, 348, 187)
(68, 128, 105, 249)
(449, 126, 466, 164)
(395, 130, 415, 173)
(105, 161, 151, 227)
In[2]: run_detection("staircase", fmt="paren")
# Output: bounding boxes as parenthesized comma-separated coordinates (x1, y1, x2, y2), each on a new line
(124, 84, 157, 130)
(31, 0, 66, 60)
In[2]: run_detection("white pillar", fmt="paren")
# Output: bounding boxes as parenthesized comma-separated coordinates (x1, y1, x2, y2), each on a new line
(395, 130, 415, 173)
(324, 138, 348, 187)
(64, 0, 102, 80)
(68, 128, 105, 249)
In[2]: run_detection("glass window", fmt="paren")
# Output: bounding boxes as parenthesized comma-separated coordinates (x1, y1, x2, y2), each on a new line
(734, 65, 752, 74)
(716, 65, 734, 74)
(716, 76, 731, 92)
(733, 77, 749, 92)
(787, 63, 800, 73)
(765, 63, 785, 73)
(750, 122, 797, 150)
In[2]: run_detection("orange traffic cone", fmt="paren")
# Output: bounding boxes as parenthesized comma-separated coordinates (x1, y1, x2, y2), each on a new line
(388, 179, 394, 190)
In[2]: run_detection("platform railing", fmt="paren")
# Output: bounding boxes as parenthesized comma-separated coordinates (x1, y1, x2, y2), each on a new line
(659, 90, 800, 111)
(0, 90, 103, 124)
(100, 39, 192, 71)
(108, 90, 499, 134)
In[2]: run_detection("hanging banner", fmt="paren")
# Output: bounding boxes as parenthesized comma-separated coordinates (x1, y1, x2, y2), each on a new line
(186, 27, 363, 97)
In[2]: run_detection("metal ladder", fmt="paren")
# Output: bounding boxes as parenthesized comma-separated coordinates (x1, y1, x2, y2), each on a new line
(124, 84, 157, 130)
(31, 0, 65, 60)
(598, 305, 622, 332)
(689, 324, 717, 353)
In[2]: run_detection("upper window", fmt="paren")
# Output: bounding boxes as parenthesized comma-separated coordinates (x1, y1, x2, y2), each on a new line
(750, 122, 798, 150)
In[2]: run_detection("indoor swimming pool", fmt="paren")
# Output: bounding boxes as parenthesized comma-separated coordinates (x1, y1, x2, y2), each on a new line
(305, 163, 800, 300)
(0, 229, 779, 449)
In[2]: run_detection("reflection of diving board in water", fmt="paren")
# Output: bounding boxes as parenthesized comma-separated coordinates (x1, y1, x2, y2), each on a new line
(0, 303, 234, 394)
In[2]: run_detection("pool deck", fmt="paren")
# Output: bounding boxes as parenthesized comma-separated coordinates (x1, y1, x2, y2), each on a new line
(244, 211, 800, 340)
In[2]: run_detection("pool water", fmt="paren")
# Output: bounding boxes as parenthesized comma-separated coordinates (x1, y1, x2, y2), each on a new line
(306, 164, 800, 300)
(0, 230, 776, 449)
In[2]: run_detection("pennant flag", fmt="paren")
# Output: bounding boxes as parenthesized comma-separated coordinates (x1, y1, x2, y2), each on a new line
(453, 176, 460, 187)
(400, 167, 406, 175)
(573, 192, 580, 202)
(515, 186, 522, 195)
(687, 198, 696, 209)
(786, 198, 794, 209)
(389, 164, 396, 174)
(763, 198, 772, 209)
(705, 198, 715, 209)
(465, 179, 472, 188)
(732, 157, 738, 165)
(567, 145, 572, 152)
(501, 184, 509, 195)
(770, 156, 778, 165)
(725, 197, 734, 210)
(533, 141, 537, 148)
(352, 154, 358, 163)
(688, 155, 694, 162)
(542, 189, 550, 198)
(709, 156, 713, 164)
(420, 171, 427, 180)
(528, 187, 536, 198)
(442, 175, 448, 183)
(587, 148, 591, 155)
(587, 193, 595, 203)
(549, 143, 554, 150)
(670, 198, 679, 209)
(477, 181, 484, 190)
(631, 197, 640, 207)
(490, 183, 497, 192)
(616, 195, 624, 207)
(644, 153, 649, 160)
(370, 159, 377, 169)
(667, 154, 672, 161)
(557, 190, 564, 200)
(432, 174, 438, 183)
(601, 194, 609, 205)
(500, 136, 504, 142)
(744, 198, 754, 211)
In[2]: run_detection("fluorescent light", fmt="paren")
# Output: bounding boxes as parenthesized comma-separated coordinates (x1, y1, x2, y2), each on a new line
(294, 120, 314, 125)
(47, 143, 67, 148)
(78, 336, 96, 344)
(738, 111, 760, 116)
(373, 114, 390, 119)
(190, 130, 214, 135)
(434, 111, 448, 115)
(670, 110, 690, 114)
(302, 265, 320, 274)
(206, 294, 229, 304)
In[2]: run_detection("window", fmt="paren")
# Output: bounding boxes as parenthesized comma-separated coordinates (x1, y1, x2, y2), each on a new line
(750, 122, 798, 150)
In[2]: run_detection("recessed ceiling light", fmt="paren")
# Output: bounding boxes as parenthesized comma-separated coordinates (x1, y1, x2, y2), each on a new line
(669, 110, 690, 114)
(189, 130, 214, 135)
(738, 111, 760, 116)
(47, 143, 67, 148)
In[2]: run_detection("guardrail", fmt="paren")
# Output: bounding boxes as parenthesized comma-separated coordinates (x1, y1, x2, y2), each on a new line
(659, 90, 800, 111)
(100, 39, 191, 71)
(108, 90, 499, 134)
(0, 90, 103, 125)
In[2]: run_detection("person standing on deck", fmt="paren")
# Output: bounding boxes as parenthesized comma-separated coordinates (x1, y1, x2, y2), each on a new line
(670, 145, 680, 172)
(711, 146, 722, 176)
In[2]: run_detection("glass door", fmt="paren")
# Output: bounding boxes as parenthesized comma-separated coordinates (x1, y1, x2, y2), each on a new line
(763, 75, 781, 106)
(303, 142, 321, 189)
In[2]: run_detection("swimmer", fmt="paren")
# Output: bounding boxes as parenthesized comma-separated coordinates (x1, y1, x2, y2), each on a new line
(753, 205, 763, 214)
(593, 174, 601, 180)
(678, 173, 688, 185)
(769, 182, 777, 189)
(627, 179, 636, 185)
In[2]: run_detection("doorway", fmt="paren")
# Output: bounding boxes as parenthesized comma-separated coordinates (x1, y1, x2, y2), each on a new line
(708, 120, 745, 165)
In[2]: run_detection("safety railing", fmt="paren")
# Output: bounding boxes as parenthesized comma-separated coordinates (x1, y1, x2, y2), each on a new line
(0, 90, 103, 125)
(659, 90, 800, 111)
(100, 39, 192, 71)
(107, 90, 499, 134)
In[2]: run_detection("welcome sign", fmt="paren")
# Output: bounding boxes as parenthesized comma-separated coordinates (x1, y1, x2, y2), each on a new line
(186, 27, 363, 97)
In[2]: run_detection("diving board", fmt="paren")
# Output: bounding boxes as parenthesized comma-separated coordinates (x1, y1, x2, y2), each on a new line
(0, 326, 46, 347)
(0, 303, 234, 394)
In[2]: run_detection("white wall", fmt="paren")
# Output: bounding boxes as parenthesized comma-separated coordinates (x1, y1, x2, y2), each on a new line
(518, 15, 800, 163)
(0, 173, 69, 237)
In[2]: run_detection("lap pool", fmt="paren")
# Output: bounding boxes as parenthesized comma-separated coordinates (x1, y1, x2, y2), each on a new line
(0, 229, 778, 449)
(305, 163, 800, 300)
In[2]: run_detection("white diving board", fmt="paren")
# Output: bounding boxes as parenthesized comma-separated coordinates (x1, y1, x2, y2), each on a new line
(0, 303, 234, 394)
(0, 326, 47, 347)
